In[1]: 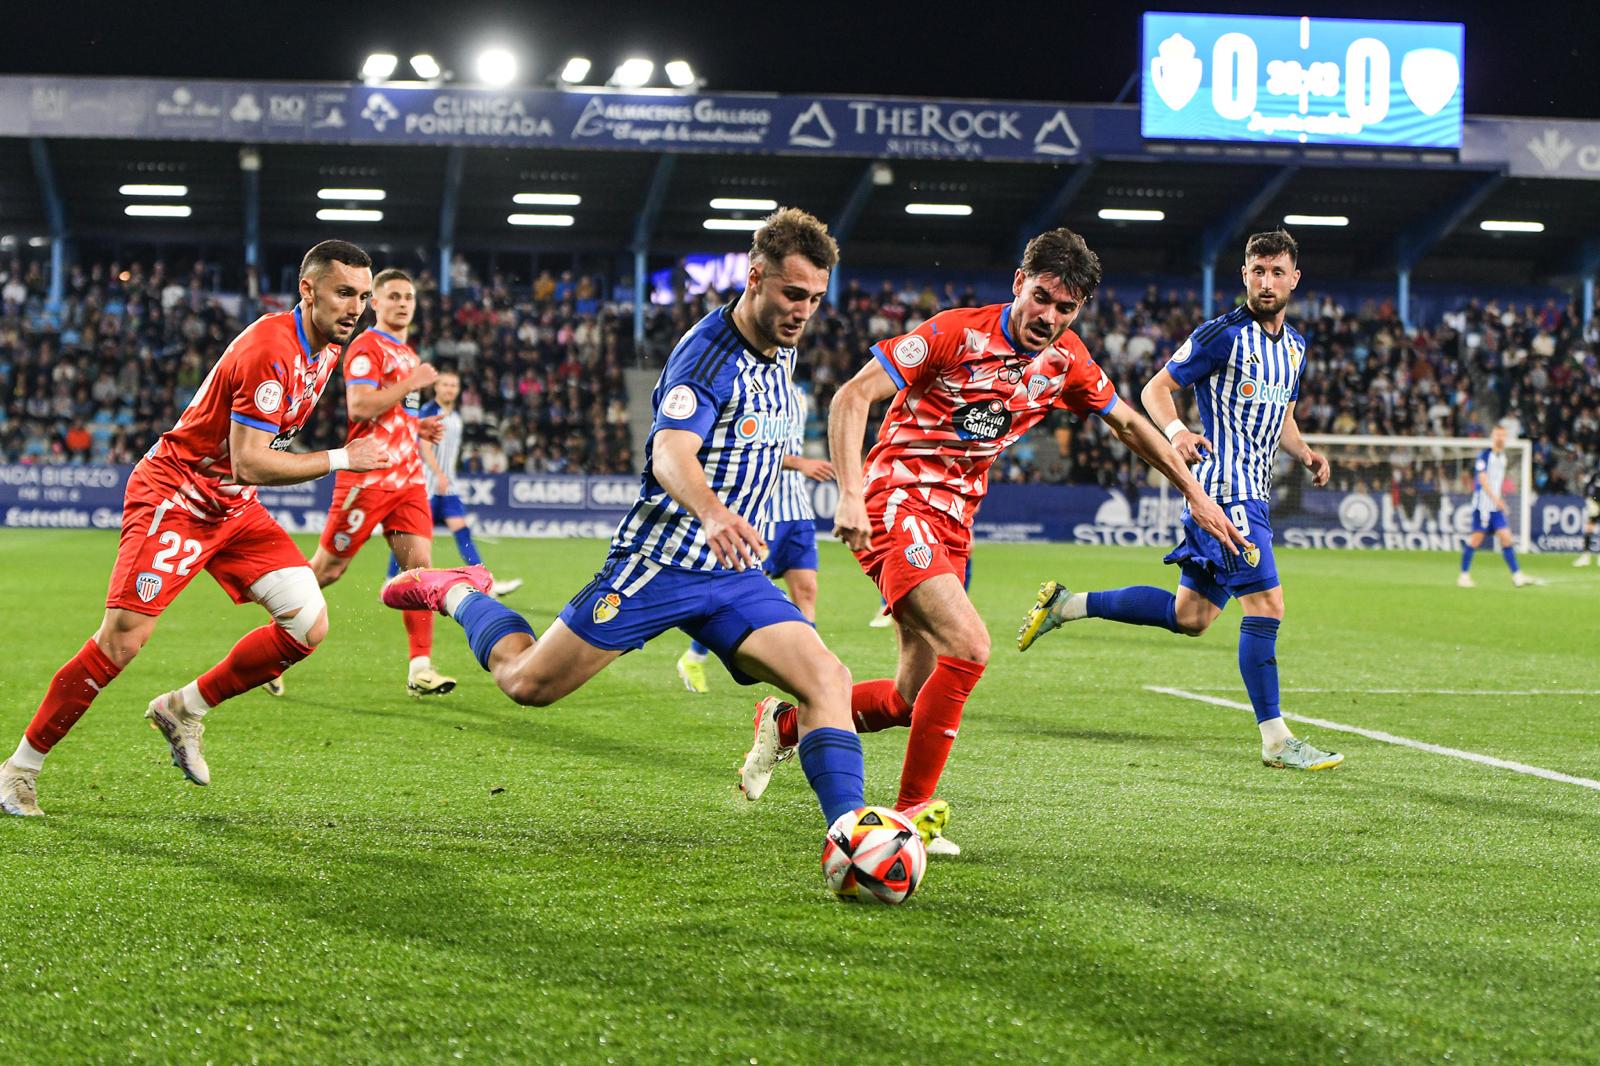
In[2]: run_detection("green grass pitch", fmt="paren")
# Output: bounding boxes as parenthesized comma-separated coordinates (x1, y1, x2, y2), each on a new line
(1, 529, 1596, 1064)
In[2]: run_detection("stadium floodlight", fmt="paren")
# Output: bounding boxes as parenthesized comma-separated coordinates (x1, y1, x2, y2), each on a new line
(316, 208, 384, 222)
(118, 184, 187, 197)
(1283, 214, 1349, 227)
(361, 53, 399, 81)
(664, 60, 696, 87)
(124, 204, 192, 218)
(1098, 208, 1165, 222)
(507, 213, 577, 227)
(709, 197, 778, 211)
(1480, 219, 1544, 233)
(28, 236, 49, 247)
(559, 57, 592, 84)
(611, 58, 654, 88)
(409, 54, 441, 80)
(905, 203, 973, 216)
(513, 193, 582, 206)
(475, 48, 518, 87)
(703, 218, 765, 231)
(318, 188, 387, 201)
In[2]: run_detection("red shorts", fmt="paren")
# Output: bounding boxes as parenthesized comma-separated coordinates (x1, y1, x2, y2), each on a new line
(854, 492, 973, 613)
(318, 483, 432, 558)
(108, 478, 307, 616)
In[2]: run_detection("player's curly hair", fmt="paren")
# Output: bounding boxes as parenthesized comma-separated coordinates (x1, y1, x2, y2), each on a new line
(1245, 228, 1299, 265)
(300, 239, 373, 280)
(750, 207, 840, 272)
(1020, 228, 1102, 302)
(373, 267, 413, 290)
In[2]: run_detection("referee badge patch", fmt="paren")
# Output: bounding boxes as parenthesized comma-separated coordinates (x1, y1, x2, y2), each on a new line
(592, 592, 622, 624)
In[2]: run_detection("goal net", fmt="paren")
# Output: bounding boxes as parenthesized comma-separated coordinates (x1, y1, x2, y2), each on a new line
(1269, 434, 1533, 553)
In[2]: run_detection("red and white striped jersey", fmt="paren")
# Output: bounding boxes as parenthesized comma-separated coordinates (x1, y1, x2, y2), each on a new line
(333, 328, 425, 493)
(863, 302, 1118, 527)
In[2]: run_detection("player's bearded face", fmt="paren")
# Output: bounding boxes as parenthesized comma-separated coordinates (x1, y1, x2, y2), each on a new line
(1010, 271, 1083, 350)
(1244, 254, 1299, 317)
(303, 262, 374, 346)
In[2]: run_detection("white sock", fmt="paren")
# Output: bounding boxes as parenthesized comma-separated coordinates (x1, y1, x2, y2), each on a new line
(443, 584, 477, 618)
(682, 648, 709, 663)
(180, 681, 211, 717)
(11, 737, 45, 772)
(1259, 716, 1292, 751)
(409, 655, 431, 677)
(1060, 592, 1090, 621)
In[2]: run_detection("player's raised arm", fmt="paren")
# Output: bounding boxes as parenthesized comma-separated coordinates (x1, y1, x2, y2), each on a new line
(1101, 400, 1250, 555)
(1141, 366, 1214, 465)
(227, 420, 390, 486)
(826, 357, 900, 552)
(1278, 402, 1330, 487)
(652, 427, 766, 571)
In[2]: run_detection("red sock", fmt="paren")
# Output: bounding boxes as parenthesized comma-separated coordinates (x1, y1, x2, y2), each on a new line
(851, 679, 913, 733)
(896, 655, 985, 810)
(197, 624, 314, 706)
(403, 610, 432, 660)
(25, 639, 122, 752)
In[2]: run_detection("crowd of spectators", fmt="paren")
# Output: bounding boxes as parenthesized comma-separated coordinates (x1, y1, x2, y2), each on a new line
(0, 257, 636, 476)
(4, 255, 1598, 498)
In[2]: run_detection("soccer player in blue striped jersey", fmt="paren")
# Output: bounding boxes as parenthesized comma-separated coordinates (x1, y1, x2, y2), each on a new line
(1458, 424, 1539, 587)
(1018, 229, 1344, 771)
(676, 384, 834, 693)
(380, 209, 867, 835)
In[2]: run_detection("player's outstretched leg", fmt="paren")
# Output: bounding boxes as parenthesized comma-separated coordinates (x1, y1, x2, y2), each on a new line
(677, 640, 712, 694)
(1019, 581, 1189, 651)
(1234, 611, 1342, 771)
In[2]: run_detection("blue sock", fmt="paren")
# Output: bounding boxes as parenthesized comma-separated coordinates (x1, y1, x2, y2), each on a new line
(688, 639, 709, 656)
(1237, 616, 1281, 724)
(452, 591, 536, 670)
(797, 727, 866, 827)
(1501, 546, 1520, 574)
(386, 553, 401, 579)
(1460, 544, 1475, 572)
(453, 527, 483, 567)
(1087, 586, 1180, 632)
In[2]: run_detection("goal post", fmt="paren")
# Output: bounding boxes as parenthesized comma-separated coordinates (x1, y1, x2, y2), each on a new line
(1287, 434, 1533, 554)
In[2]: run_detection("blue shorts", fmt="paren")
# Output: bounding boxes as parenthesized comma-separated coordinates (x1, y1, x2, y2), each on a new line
(430, 493, 467, 524)
(1164, 498, 1279, 608)
(557, 551, 809, 685)
(763, 519, 819, 578)
(1471, 508, 1509, 535)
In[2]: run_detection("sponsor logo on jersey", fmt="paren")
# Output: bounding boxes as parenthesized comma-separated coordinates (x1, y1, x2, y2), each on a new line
(894, 334, 929, 368)
(254, 381, 283, 414)
(661, 384, 698, 419)
(1237, 379, 1293, 405)
(952, 399, 1013, 442)
(733, 411, 790, 444)
(904, 543, 933, 570)
(592, 592, 622, 624)
(135, 571, 164, 604)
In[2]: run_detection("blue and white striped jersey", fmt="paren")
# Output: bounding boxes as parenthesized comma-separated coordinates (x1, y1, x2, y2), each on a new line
(611, 305, 798, 571)
(766, 384, 815, 525)
(1472, 447, 1508, 516)
(1165, 305, 1306, 504)
(420, 399, 463, 497)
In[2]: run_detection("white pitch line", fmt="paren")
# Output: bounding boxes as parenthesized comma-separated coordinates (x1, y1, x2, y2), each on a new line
(1145, 685, 1600, 792)
(1182, 687, 1600, 697)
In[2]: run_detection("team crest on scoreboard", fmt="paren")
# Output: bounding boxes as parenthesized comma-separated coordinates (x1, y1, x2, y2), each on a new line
(135, 571, 164, 604)
(904, 543, 933, 570)
(592, 592, 622, 624)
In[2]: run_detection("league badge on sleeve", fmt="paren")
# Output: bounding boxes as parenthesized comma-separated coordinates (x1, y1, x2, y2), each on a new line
(661, 385, 698, 420)
(894, 334, 929, 368)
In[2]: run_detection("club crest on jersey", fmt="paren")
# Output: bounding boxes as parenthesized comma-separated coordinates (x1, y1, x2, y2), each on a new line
(952, 399, 1013, 442)
(904, 543, 933, 570)
(334, 533, 351, 552)
(1243, 545, 1261, 567)
(135, 571, 163, 604)
(592, 592, 622, 624)
(1026, 373, 1051, 402)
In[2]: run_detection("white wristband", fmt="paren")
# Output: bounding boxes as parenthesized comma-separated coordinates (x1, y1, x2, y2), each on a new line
(327, 448, 350, 472)
(1162, 419, 1187, 442)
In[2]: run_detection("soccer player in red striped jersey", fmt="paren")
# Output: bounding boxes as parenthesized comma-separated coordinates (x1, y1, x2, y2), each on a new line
(266, 268, 451, 698)
(736, 229, 1248, 855)
(0, 241, 387, 817)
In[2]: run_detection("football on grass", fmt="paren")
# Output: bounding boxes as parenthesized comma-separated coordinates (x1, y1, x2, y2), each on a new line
(821, 806, 927, 904)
